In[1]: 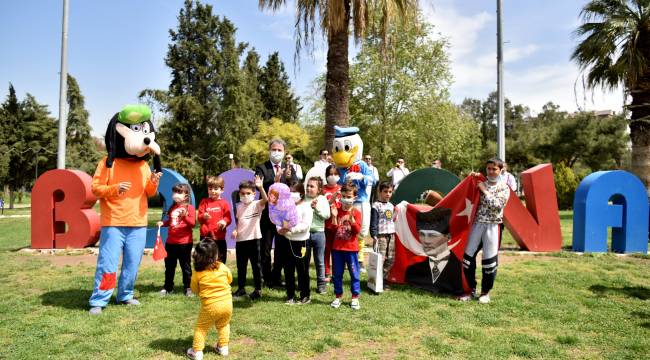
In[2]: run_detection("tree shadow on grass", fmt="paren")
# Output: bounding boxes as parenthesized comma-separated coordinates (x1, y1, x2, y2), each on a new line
(41, 289, 92, 310)
(590, 284, 650, 300)
(149, 335, 193, 356)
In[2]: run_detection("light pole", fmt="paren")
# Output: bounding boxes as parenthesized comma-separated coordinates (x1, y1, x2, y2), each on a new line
(497, 0, 505, 161)
(56, 0, 69, 169)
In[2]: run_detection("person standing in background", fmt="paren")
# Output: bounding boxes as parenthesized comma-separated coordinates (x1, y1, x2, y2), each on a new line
(386, 158, 410, 189)
(285, 153, 304, 180)
(364, 155, 379, 204)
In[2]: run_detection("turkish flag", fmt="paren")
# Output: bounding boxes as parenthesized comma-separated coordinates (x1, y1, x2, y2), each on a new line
(388, 175, 482, 295)
(152, 227, 167, 261)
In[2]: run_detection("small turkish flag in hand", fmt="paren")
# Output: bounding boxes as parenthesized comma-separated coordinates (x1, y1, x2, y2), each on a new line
(153, 226, 167, 261)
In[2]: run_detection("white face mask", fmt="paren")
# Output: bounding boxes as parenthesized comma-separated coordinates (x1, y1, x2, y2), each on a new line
(340, 198, 354, 206)
(240, 194, 255, 204)
(172, 193, 186, 203)
(326, 175, 340, 185)
(270, 150, 284, 164)
(290, 192, 301, 202)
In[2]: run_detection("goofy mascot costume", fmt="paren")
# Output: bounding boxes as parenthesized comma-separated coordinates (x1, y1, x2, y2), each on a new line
(89, 104, 162, 315)
(332, 126, 374, 267)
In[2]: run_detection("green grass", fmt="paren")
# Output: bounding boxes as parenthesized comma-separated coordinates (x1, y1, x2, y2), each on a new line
(1, 213, 650, 359)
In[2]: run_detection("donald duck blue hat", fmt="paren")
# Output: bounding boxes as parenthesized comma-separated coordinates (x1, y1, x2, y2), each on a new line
(334, 125, 360, 138)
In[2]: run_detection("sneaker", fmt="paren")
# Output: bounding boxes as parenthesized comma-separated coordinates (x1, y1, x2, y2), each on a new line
(185, 288, 194, 297)
(350, 298, 361, 310)
(330, 298, 341, 309)
(249, 290, 261, 300)
(186, 348, 203, 360)
(478, 294, 491, 304)
(317, 285, 327, 295)
(216, 345, 229, 356)
(89, 306, 103, 315)
(159, 289, 172, 297)
(119, 298, 140, 306)
(233, 288, 247, 298)
(285, 297, 296, 305)
(457, 294, 472, 302)
(299, 297, 311, 305)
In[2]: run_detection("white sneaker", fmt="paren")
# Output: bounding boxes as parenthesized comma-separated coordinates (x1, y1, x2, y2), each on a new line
(457, 294, 472, 302)
(350, 298, 360, 310)
(216, 345, 229, 356)
(478, 294, 491, 304)
(330, 298, 341, 309)
(186, 348, 203, 360)
(160, 289, 170, 297)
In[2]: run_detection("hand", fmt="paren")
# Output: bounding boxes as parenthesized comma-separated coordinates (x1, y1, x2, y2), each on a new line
(118, 182, 131, 194)
(231, 229, 238, 239)
(274, 169, 282, 183)
(311, 198, 318, 209)
(278, 227, 289, 236)
(330, 204, 338, 218)
(156, 221, 163, 227)
(177, 208, 187, 217)
(254, 174, 263, 188)
(470, 171, 481, 177)
(151, 171, 162, 183)
(217, 220, 227, 230)
(203, 213, 211, 220)
(346, 172, 363, 181)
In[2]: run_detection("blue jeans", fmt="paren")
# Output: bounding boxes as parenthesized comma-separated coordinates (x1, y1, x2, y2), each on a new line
(89, 226, 146, 307)
(306, 231, 326, 287)
(332, 250, 360, 297)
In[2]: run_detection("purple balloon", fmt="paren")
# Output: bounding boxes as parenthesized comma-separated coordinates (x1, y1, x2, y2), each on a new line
(268, 182, 298, 230)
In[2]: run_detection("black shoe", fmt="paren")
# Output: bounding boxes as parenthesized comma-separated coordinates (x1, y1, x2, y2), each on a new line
(285, 297, 296, 305)
(233, 288, 247, 298)
(249, 290, 261, 300)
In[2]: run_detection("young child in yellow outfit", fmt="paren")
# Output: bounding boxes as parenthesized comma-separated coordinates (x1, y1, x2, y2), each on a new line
(186, 240, 233, 359)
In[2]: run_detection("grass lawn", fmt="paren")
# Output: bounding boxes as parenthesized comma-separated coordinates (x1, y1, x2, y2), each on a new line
(1, 212, 649, 359)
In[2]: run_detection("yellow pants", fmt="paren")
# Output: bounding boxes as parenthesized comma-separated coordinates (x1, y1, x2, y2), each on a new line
(193, 300, 233, 351)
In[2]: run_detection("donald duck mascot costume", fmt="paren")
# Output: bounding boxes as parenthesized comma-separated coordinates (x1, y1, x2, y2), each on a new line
(333, 126, 374, 269)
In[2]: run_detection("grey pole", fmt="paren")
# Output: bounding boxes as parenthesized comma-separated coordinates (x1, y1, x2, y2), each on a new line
(496, 0, 505, 161)
(56, 0, 69, 169)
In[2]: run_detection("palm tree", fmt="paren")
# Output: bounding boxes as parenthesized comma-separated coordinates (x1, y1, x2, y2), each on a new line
(259, 0, 418, 149)
(572, 0, 650, 192)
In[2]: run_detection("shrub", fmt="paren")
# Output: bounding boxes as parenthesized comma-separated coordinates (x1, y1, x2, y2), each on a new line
(554, 162, 578, 210)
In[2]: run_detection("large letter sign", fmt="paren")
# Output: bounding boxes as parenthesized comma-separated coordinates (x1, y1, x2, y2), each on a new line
(503, 164, 563, 251)
(31, 169, 101, 249)
(573, 171, 649, 253)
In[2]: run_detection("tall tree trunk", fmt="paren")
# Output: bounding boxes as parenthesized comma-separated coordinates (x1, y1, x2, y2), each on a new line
(629, 85, 650, 196)
(324, 3, 350, 151)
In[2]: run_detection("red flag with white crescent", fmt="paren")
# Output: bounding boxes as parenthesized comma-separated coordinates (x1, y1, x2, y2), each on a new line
(153, 226, 167, 261)
(388, 175, 482, 294)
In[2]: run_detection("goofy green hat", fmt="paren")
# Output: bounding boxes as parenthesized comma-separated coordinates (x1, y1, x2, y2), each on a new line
(104, 104, 162, 172)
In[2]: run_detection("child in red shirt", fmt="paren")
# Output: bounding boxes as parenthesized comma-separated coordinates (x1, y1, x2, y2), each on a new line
(198, 176, 232, 264)
(322, 164, 341, 281)
(157, 183, 196, 297)
(326, 183, 362, 310)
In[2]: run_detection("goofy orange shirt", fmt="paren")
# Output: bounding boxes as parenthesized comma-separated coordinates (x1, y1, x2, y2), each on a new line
(91, 157, 159, 226)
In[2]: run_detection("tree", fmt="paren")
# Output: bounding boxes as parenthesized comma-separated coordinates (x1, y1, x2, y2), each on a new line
(240, 117, 310, 168)
(259, 52, 300, 122)
(259, 0, 419, 150)
(0, 84, 24, 208)
(65, 75, 101, 174)
(572, 0, 650, 192)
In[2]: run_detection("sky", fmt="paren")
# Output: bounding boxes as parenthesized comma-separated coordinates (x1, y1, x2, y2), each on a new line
(0, 0, 624, 136)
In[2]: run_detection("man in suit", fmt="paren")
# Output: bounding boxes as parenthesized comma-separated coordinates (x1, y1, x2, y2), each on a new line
(255, 138, 299, 288)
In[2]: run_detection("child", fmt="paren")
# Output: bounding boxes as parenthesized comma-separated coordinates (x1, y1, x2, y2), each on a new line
(198, 176, 232, 264)
(231, 176, 267, 300)
(459, 158, 510, 304)
(157, 183, 196, 297)
(369, 181, 396, 283)
(186, 240, 233, 360)
(305, 177, 330, 294)
(278, 182, 314, 304)
(322, 164, 341, 282)
(326, 183, 362, 310)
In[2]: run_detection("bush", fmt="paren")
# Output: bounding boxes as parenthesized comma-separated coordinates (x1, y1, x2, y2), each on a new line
(554, 162, 578, 210)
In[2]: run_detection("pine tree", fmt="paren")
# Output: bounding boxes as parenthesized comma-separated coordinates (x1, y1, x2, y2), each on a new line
(65, 75, 100, 174)
(1, 84, 24, 208)
(259, 52, 300, 122)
